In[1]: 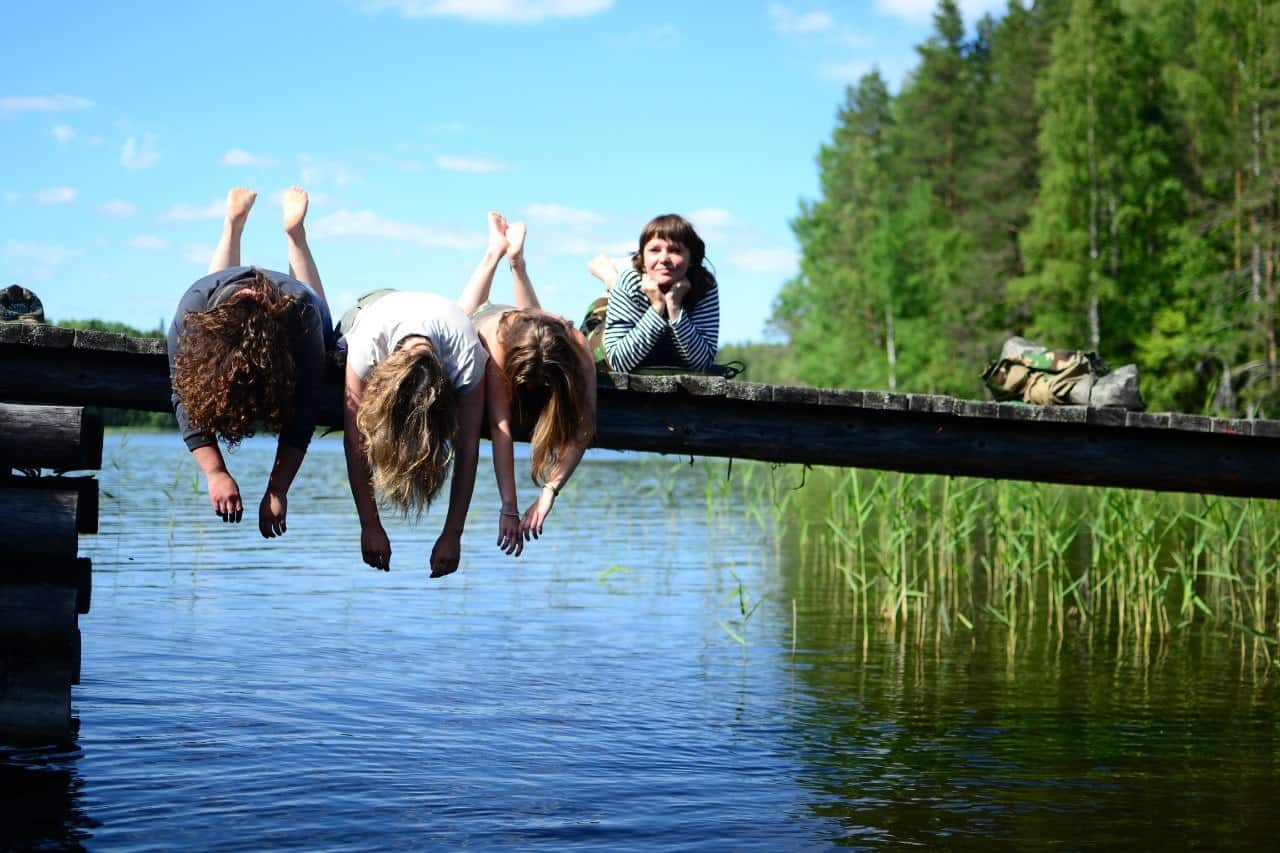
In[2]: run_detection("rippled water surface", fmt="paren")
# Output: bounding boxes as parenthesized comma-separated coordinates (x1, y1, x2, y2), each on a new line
(4, 432, 1279, 850)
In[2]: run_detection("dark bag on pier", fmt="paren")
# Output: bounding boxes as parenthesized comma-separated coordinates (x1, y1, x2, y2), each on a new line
(1, 285, 44, 324)
(982, 337, 1144, 410)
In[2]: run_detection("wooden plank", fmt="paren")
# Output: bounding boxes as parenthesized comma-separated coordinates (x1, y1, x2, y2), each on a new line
(0, 404, 103, 471)
(0, 585, 77, 645)
(0, 476, 98, 534)
(594, 391, 1280, 499)
(0, 488, 79, 560)
(0, 558, 92, 615)
(0, 680, 72, 743)
(8, 327, 1280, 498)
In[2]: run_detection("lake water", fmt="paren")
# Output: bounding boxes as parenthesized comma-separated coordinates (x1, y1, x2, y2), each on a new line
(3, 432, 1279, 850)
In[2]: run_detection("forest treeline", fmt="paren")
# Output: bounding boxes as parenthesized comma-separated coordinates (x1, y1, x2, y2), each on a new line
(757, 0, 1280, 416)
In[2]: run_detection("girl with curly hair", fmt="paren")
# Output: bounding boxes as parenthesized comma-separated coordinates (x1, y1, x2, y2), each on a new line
(338, 286, 487, 577)
(456, 212, 597, 557)
(586, 213, 720, 373)
(168, 187, 335, 538)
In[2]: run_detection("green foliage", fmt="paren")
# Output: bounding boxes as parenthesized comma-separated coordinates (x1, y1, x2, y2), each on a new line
(773, 0, 1280, 418)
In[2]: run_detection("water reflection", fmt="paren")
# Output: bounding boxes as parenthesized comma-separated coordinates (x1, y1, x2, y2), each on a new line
(0, 741, 97, 850)
(3, 433, 1277, 849)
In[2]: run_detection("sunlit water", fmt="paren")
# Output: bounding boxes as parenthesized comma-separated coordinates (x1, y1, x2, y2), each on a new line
(3, 432, 1279, 850)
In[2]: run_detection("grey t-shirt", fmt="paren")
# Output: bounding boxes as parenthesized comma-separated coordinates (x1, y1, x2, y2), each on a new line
(167, 265, 336, 452)
(340, 291, 487, 395)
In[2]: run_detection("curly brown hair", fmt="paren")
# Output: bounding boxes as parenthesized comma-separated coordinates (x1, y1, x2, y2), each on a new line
(173, 270, 299, 446)
(356, 342, 458, 516)
(499, 310, 591, 486)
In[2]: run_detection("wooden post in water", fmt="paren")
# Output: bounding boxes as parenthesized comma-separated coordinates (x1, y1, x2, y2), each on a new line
(0, 403, 100, 742)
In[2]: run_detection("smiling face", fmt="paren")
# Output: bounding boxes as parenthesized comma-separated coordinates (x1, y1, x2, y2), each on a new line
(642, 237, 690, 293)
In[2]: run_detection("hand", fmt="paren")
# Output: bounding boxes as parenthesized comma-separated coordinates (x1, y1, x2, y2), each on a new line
(664, 278, 692, 317)
(640, 276, 667, 313)
(498, 509, 523, 557)
(430, 531, 462, 578)
(258, 489, 288, 538)
(361, 523, 392, 571)
(207, 470, 243, 523)
(521, 486, 557, 541)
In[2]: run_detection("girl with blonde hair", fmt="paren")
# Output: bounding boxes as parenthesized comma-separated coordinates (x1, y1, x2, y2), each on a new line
(338, 286, 487, 576)
(457, 213, 597, 556)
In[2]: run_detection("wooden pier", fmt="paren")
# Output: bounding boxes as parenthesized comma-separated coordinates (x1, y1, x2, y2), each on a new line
(6, 321, 1280, 739)
(3, 322, 1280, 499)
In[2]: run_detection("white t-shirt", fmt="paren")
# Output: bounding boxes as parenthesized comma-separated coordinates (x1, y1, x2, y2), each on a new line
(341, 291, 487, 394)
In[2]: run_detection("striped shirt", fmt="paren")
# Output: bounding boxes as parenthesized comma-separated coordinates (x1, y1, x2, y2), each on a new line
(604, 269, 720, 373)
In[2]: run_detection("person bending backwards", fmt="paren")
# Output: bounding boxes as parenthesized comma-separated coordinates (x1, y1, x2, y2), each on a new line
(456, 212, 597, 557)
(337, 279, 487, 577)
(168, 187, 335, 538)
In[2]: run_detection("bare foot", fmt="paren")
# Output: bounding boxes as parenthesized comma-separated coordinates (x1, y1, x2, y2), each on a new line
(507, 221, 527, 262)
(282, 186, 309, 238)
(588, 253, 620, 290)
(226, 187, 257, 227)
(487, 211, 508, 257)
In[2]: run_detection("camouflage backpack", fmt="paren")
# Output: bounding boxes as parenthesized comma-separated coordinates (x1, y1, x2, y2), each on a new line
(0, 284, 45, 323)
(982, 337, 1144, 410)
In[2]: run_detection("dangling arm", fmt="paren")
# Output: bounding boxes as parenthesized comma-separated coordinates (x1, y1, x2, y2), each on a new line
(342, 365, 391, 570)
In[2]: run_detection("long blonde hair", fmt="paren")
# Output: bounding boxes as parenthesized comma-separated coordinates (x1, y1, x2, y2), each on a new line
(499, 311, 591, 486)
(356, 344, 457, 515)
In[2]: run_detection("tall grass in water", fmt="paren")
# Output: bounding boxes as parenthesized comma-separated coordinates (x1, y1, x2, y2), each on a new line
(770, 468, 1280, 653)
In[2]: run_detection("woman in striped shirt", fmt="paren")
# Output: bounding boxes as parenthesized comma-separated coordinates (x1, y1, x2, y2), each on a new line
(586, 214, 720, 374)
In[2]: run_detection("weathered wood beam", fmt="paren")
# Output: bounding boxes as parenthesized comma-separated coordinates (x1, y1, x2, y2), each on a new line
(0, 487, 82, 560)
(1, 475, 98, 534)
(5, 325, 1280, 499)
(0, 558, 92, 615)
(0, 404, 103, 471)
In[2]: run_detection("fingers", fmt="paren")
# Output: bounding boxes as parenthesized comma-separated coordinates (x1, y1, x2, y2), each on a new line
(362, 548, 391, 572)
(213, 495, 243, 523)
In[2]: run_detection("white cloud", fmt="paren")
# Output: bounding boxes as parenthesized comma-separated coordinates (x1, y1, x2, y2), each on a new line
(127, 235, 169, 250)
(51, 124, 75, 144)
(0, 95, 93, 115)
(364, 0, 612, 23)
(874, 0, 1004, 24)
(121, 133, 160, 170)
(435, 154, 507, 174)
(182, 244, 214, 265)
(164, 199, 224, 221)
(4, 239, 80, 267)
(726, 248, 798, 275)
(520, 203, 605, 226)
(820, 61, 870, 82)
(311, 209, 484, 250)
(85, 135, 105, 147)
(298, 155, 359, 188)
(687, 208, 735, 230)
(98, 199, 137, 217)
(223, 147, 277, 166)
(769, 4, 833, 34)
(33, 186, 77, 205)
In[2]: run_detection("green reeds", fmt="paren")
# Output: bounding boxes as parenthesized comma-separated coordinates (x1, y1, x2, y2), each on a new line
(755, 466, 1280, 647)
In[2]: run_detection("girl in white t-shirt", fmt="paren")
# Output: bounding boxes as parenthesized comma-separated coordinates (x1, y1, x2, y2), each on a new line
(337, 291, 488, 577)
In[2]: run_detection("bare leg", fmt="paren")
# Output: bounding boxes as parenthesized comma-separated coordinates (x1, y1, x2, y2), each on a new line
(507, 222, 541, 310)
(283, 186, 326, 305)
(456, 211, 508, 314)
(587, 253, 622, 293)
(208, 188, 257, 274)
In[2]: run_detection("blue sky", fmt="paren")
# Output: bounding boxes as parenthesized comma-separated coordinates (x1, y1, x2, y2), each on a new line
(2, 0, 1002, 343)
